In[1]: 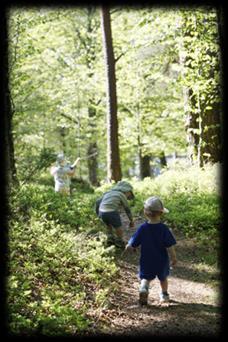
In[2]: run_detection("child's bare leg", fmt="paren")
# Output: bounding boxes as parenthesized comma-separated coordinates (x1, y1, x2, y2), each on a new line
(160, 278, 168, 293)
(114, 227, 125, 248)
(159, 278, 170, 302)
(106, 224, 113, 235)
(106, 225, 115, 244)
(115, 227, 124, 238)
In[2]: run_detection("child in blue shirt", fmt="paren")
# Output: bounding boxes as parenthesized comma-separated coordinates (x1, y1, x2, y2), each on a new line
(125, 196, 177, 305)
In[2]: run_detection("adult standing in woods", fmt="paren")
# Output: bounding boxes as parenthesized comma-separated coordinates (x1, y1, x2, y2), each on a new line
(50, 153, 80, 195)
(96, 181, 135, 248)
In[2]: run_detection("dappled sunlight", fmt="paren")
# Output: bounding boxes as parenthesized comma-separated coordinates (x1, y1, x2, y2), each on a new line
(5, 4, 222, 336)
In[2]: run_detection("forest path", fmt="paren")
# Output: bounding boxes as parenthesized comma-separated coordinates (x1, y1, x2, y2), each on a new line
(93, 214, 221, 337)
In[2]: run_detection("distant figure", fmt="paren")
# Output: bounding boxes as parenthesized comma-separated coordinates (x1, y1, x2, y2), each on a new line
(50, 153, 80, 195)
(125, 196, 177, 305)
(96, 181, 135, 248)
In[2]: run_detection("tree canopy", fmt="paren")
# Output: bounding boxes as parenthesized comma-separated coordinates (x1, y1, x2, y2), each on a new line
(7, 5, 223, 184)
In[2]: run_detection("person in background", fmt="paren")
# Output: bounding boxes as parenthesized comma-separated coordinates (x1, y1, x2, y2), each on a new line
(96, 181, 135, 248)
(125, 196, 177, 305)
(50, 153, 80, 195)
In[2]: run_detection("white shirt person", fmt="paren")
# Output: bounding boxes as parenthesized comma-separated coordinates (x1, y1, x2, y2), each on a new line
(50, 153, 80, 195)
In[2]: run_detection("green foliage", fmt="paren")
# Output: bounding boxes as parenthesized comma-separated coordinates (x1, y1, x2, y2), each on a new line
(180, 8, 222, 164)
(7, 7, 221, 334)
(8, 7, 222, 182)
(16, 147, 56, 183)
(8, 182, 118, 335)
(8, 162, 220, 334)
(130, 162, 221, 251)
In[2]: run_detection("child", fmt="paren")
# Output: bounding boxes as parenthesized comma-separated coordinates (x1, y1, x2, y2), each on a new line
(50, 153, 80, 195)
(97, 181, 135, 248)
(125, 196, 177, 305)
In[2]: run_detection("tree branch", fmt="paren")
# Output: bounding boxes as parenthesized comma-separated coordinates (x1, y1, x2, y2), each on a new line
(60, 112, 79, 125)
(115, 50, 128, 64)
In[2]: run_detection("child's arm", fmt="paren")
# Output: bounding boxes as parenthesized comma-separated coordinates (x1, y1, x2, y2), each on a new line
(167, 245, 177, 267)
(71, 157, 80, 168)
(50, 165, 56, 176)
(67, 158, 80, 176)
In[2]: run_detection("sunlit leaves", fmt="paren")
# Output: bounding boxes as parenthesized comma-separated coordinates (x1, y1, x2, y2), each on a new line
(8, 183, 118, 334)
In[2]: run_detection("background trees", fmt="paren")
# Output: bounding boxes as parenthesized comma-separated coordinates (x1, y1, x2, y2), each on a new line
(7, 6, 223, 185)
(180, 7, 222, 166)
(4, 6, 223, 335)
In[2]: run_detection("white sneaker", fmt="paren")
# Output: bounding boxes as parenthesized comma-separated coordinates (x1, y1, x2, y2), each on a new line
(159, 292, 170, 303)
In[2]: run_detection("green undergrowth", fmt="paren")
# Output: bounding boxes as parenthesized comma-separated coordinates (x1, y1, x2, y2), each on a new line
(8, 183, 118, 336)
(130, 162, 222, 264)
(7, 162, 221, 335)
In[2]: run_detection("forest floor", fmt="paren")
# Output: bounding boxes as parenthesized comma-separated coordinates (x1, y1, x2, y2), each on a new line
(88, 214, 222, 338)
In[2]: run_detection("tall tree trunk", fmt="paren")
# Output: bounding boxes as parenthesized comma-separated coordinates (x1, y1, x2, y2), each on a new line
(140, 155, 151, 179)
(85, 9, 99, 185)
(179, 22, 200, 165)
(59, 126, 67, 153)
(100, 6, 122, 182)
(216, 6, 224, 162)
(185, 88, 201, 164)
(87, 105, 99, 185)
(2, 9, 18, 190)
(87, 142, 99, 186)
(200, 102, 222, 165)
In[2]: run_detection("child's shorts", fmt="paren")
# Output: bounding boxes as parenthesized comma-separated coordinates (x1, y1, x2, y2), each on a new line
(99, 211, 122, 228)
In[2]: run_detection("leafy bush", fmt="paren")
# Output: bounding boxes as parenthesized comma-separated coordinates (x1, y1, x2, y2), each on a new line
(129, 163, 221, 250)
(8, 183, 118, 335)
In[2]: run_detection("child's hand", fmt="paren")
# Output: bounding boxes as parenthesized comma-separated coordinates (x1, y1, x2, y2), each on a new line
(72, 158, 80, 168)
(125, 244, 136, 253)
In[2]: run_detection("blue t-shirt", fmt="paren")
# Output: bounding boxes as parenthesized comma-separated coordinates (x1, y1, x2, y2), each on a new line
(128, 222, 176, 281)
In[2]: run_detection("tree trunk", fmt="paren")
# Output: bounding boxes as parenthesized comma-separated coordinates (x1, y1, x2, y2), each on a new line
(100, 6, 122, 182)
(200, 102, 222, 165)
(85, 10, 99, 185)
(87, 141, 99, 186)
(179, 24, 200, 165)
(140, 155, 151, 179)
(159, 151, 167, 167)
(184, 88, 200, 164)
(2, 10, 18, 191)
(87, 105, 99, 186)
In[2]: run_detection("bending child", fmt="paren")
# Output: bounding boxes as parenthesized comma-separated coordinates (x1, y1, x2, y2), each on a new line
(125, 196, 177, 305)
(96, 181, 135, 248)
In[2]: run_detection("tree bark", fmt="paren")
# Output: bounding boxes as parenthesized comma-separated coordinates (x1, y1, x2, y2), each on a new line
(100, 6, 122, 182)
(87, 105, 99, 185)
(85, 9, 99, 185)
(2, 9, 18, 190)
(140, 155, 151, 179)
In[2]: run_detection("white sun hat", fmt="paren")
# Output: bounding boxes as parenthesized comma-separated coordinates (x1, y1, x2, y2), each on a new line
(144, 196, 169, 213)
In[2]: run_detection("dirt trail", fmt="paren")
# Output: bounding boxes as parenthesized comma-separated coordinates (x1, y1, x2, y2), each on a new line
(92, 214, 221, 337)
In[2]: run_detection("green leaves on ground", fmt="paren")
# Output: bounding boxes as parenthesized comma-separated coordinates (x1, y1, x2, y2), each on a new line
(7, 162, 221, 334)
